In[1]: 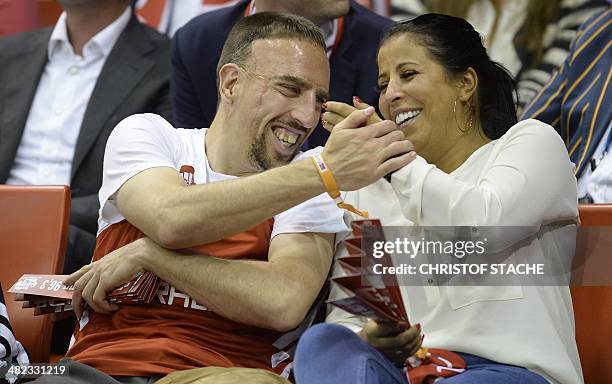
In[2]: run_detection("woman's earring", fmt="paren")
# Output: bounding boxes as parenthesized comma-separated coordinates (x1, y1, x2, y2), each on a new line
(454, 99, 472, 133)
(453, 99, 469, 133)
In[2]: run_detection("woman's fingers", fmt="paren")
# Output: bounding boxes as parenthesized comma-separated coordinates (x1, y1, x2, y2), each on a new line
(322, 111, 347, 129)
(322, 102, 357, 132)
(352, 96, 370, 110)
(353, 97, 383, 126)
(325, 101, 356, 117)
(322, 99, 384, 131)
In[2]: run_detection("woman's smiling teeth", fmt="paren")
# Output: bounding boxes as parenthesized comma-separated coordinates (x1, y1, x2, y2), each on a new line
(395, 109, 422, 126)
(273, 127, 299, 146)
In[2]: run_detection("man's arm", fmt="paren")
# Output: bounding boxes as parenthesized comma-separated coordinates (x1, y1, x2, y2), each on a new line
(66, 232, 334, 332)
(115, 108, 414, 249)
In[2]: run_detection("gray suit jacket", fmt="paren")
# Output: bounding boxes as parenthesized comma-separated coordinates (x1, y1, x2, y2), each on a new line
(0, 15, 172, 235)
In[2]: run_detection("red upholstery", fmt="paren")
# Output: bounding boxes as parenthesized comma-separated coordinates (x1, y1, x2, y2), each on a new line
(35, 0, 62, 27)
(579, 204, 612, 226)
(572, 204, 612, 383)
(0, 185, 70, 363)
(135, 0, 166, 29)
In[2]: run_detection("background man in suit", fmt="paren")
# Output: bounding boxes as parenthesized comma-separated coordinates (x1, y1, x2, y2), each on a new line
(0, 0, 172, 274)
(171, 0, 392, 148)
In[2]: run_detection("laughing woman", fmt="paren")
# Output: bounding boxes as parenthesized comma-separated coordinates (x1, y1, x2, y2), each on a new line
(294, 14, 582, 384)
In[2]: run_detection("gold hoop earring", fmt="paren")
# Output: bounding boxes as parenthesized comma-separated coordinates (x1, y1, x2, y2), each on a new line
(468, 109, 474, 131)
(454, 99, 473, 133)
(453, 99, 461, 130)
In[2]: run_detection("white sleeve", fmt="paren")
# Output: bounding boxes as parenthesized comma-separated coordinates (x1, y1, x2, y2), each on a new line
(390, 120, 578, 227)
(98, 114, 180, 231)
(271, 147, 350, 239)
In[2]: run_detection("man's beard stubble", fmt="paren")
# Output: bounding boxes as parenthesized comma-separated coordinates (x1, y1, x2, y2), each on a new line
(248, 134, 271, 171)
(249, 118, 308, 170)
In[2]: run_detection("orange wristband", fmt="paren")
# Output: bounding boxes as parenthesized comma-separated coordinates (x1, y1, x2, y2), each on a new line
(311, 153, 368, 218)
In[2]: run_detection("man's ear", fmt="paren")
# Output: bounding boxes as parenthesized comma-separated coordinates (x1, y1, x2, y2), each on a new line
(458, 67, 478, 103)
(218, 63, 241, 104)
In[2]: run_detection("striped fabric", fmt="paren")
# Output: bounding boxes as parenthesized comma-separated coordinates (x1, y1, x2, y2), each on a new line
(389, 0, 608, 109)
(521, 7, 611, 178)
(1, 284, 29, 384)
(517, 0, 609, 111)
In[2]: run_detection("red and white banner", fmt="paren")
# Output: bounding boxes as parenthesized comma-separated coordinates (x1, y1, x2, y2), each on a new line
(135, 0, 240, 36)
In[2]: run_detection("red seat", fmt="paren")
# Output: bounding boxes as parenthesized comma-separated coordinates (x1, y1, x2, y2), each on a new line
(0, 185, 70, 363)
(572, 204, 612, 384)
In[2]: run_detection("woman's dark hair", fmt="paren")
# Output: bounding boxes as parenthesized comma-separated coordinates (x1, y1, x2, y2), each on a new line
(380, 13, 517, 139)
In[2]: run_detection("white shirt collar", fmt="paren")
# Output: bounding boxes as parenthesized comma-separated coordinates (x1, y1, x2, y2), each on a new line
(48, 6, 132, 60)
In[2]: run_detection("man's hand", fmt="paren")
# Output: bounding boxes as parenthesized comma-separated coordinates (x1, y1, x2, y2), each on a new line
(63, 238, 153, 318)
(322, 102, 416, 191)
(358, 320, 422, 366)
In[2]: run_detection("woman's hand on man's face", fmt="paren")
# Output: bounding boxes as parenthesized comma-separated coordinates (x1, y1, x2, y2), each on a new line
(322, 97, 384, 132)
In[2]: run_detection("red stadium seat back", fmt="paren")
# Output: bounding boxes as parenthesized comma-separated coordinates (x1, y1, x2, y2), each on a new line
(578, 203, 612, 226)
(572, 204, 612, 384)
(0, 185, 70, 363)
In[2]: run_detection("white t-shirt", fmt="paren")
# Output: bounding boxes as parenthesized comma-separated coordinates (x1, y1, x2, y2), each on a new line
(328, 119, 583, 384)
(97, 113, 348, 238)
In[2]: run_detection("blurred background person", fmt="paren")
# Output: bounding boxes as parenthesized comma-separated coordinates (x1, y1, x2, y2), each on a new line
(391, 0, 608, 112)
(522, 7, 611, 203)
(0, 0, 171, 274)
(135, 0, 394, 36)
(171, 0, 392, 148)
